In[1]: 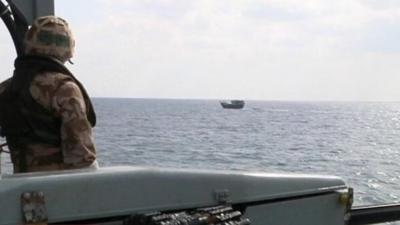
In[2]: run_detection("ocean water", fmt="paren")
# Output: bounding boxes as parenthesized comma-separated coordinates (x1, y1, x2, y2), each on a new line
(94, 99, 400, 206)
(2, 98, 400, 221)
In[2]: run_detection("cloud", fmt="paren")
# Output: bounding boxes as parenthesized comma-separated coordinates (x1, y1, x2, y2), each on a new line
(6, 0, 398, 100)
(359, 0, 400, 10)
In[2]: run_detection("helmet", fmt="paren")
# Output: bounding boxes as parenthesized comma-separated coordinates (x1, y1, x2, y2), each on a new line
(24, 16, 75, 63)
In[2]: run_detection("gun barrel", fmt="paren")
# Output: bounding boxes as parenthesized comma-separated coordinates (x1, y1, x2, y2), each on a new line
(349, 204, 400, 225)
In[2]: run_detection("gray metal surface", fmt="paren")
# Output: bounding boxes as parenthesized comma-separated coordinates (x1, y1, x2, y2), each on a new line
(245, 192, 346, 225)
(1, 0, 54, 55)
(0, 166, 347, 224)
(9, 0, 54, 24)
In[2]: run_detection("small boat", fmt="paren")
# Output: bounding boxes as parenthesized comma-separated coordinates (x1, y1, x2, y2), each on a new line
(220, 100, 245, 109)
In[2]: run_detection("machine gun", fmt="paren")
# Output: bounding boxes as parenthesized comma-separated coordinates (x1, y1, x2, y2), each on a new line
(123, 205, 250, 225)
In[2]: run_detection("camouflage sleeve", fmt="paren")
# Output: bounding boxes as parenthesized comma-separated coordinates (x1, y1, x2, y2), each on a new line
(53, 81, 96, 168)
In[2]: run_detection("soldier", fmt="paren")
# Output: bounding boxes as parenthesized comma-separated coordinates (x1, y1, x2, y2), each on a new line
(0, 16, 98, 173)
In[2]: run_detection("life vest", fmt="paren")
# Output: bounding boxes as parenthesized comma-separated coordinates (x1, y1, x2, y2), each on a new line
(0, 55, 96, 147)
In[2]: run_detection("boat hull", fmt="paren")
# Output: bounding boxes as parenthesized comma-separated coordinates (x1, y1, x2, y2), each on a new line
(220, 102, 245, 109)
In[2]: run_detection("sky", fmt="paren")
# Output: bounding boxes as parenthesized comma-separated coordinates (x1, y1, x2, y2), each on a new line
(1, 0, 400, 101)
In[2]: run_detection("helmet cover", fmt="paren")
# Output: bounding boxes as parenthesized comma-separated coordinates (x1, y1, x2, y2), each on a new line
(24, 16, 75, 62)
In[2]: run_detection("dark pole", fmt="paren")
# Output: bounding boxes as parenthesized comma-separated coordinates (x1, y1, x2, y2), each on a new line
(0, 2, 25, 56)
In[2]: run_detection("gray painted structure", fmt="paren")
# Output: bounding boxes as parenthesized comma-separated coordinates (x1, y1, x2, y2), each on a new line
(9, 0, 54, 24)
(0, 0, 54, 55)
(0, 166, 350, 225)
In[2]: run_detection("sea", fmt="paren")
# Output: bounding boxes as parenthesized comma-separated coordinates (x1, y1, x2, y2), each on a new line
(2, 98, 400, 223)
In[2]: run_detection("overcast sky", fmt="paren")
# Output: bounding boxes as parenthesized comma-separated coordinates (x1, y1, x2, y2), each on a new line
(1, 0, 400, 101)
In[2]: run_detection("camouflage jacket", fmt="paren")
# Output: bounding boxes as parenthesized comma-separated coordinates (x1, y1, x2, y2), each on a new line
(0, 58, 97, 173)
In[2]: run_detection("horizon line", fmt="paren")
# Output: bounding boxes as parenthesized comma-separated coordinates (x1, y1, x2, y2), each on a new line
(90, 97, 400, 103)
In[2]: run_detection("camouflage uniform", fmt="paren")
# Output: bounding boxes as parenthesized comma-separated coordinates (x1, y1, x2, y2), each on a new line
(0, 16, 97, 173)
